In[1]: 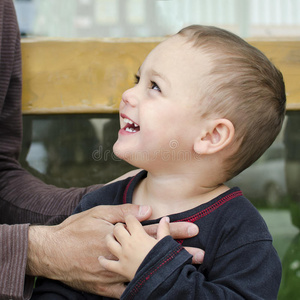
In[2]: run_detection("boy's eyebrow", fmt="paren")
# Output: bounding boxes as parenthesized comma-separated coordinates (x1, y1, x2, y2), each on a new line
(138, 66, 170, 86)
(137, 65, 171, 88)
(151, 70, 169, 85)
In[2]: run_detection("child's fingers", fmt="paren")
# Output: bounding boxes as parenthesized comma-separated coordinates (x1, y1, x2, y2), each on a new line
(98, 255, 119, 274)
(157, 216, 170, 241)
(124, 214, 144, 234)
(113, 222, 130, 244)
(106, 233, 122, 258)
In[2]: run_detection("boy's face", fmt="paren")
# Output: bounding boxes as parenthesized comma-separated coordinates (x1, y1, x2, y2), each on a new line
(113, 35, 212, 171)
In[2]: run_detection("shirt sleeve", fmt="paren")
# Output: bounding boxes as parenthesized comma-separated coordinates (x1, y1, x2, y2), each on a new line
(121, 236, 281, 300)
(0, 224, 35, 300)
(0, 1, 102, 299)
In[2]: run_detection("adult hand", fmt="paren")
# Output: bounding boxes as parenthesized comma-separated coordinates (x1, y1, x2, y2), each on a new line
(27, 204, 203, 298)
(143, 222, 204, 265)
(27, 204, 149, 298)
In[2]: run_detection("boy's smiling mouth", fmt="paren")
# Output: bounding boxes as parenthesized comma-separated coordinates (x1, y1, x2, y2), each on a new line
(122, 116, 140, 133)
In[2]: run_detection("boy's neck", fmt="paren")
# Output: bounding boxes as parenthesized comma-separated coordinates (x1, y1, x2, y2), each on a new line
(133, 171, 229, 220)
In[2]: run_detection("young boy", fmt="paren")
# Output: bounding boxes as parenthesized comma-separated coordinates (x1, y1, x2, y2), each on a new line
(32, 25, 285, 299)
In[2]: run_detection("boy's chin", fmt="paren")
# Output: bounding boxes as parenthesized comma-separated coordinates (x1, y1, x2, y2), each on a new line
(112, 144, 123, 160)
(113, 145, 146, 169)
(113, 144, 133, 164)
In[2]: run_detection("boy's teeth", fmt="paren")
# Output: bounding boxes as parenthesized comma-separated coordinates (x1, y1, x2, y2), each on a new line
(124, 117, 139, 127)
(125, 127, 137, 132)
(124, 118, 133, 125)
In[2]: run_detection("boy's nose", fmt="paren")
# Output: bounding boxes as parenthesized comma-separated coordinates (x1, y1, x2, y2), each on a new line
(121, 87, 138, 107)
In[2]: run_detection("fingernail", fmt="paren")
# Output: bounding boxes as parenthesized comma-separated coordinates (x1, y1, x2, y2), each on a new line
(165, 216, 170, 223)
(139, 205, 150, 216)
(194, 251, 204, 264)
(188, 225, 198, 237)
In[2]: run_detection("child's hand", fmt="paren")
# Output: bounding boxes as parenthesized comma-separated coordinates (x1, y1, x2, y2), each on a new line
(98, 215, 170, 281)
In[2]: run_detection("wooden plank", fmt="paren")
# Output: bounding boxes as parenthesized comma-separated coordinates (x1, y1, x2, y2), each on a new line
(250, 40, 300, 111)
(21, 38, 300, 114)
(21, 38, 160, 114)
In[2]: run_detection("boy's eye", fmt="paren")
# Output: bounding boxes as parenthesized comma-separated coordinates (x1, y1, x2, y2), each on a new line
(134, 74, 140, 85)
(150, 81, 161, 92)
(134, 74, 161, 93)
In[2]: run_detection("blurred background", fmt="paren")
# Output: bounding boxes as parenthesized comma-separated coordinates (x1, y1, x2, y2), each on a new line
(14, 0, 300, 38)
(14, 1, 300, 298)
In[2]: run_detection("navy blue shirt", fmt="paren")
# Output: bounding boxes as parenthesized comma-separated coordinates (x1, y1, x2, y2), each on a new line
(32, 170, 281, 299)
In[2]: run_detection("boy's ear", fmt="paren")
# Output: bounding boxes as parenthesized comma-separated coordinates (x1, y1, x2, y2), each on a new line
(194, 119, 235, 155)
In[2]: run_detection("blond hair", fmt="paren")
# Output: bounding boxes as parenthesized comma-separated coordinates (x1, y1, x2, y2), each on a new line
(178, 25, 286, 180)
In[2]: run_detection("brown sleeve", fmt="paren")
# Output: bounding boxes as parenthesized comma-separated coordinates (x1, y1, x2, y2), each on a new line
(0, 0, 102, 226)
(0, 224, 34, 300)
(0, 1, 102, 298)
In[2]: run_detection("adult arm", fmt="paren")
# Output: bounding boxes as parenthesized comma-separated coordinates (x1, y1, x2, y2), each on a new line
(0, 1, 103, 298)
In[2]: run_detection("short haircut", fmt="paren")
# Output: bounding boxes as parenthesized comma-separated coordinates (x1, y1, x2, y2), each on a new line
(178, 25, 286, 180)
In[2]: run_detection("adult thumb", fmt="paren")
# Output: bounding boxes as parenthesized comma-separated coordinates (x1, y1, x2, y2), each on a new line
(92, 204, 152, 224)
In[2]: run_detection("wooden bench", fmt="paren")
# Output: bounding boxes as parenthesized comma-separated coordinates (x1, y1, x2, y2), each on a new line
(21, 38, 300, 114)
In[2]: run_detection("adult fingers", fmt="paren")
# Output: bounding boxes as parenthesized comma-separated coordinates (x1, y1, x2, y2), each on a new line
(169, 222, 199, 239)
(144, 221, 199, 239)
(89, 204, 152, 224)
(184, 247, 205, 264)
